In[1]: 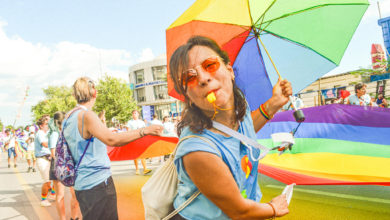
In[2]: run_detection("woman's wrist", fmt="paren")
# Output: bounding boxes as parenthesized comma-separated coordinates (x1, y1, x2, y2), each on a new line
(267, 202, 276, 219)
(265, 97, 281, 116)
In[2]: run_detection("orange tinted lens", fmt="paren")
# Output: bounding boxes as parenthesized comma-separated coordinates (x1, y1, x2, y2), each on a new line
(182, 69, 197, 87)
(202, 57, 220, 73)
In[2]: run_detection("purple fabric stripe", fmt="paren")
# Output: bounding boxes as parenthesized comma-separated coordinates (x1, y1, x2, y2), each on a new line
(271, 104, 390, 127)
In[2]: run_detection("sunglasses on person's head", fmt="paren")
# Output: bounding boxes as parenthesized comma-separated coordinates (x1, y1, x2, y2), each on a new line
(180, 56, 221, 89)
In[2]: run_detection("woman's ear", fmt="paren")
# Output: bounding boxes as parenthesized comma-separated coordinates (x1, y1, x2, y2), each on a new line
(93, 89, 97, 98)
(226, 63, 235, 81)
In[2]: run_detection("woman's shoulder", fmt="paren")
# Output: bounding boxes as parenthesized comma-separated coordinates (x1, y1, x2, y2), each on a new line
(175, 127, 221, 160)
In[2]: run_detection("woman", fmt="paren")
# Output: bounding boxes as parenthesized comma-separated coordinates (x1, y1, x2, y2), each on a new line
(49, 111, 81, 220)
(169, 36, 291, 219)
(63, 77, 163, 220)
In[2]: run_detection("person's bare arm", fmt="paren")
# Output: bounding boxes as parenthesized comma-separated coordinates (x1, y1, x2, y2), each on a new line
(183, 152, 289, 219)
(251, 79, 292, 132)
(41, 141, 49, 148)
(80, 111, 162, 146)
(50, 148, 55, 157)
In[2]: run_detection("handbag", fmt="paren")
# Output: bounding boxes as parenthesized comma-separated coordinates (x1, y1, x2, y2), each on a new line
(141, 135, 221, 220)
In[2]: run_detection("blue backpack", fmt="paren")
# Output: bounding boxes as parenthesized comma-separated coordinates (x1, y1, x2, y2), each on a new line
(54, 108, 91, 187)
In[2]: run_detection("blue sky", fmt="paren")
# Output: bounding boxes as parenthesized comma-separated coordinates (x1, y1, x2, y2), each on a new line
(0, 0, 389, 127)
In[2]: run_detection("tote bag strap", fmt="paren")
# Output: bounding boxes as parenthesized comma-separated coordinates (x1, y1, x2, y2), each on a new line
(163, 135, 221, 220)
(212, 121, 270, 160)
(171, 135, 222, 158)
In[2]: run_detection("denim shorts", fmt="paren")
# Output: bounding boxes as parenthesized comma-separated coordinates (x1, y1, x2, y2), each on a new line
(7, 147, 16, 158)
(75, 176, 118, 220)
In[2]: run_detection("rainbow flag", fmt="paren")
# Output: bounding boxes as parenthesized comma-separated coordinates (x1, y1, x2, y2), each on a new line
(257, 104, 390, 186)
(107, 136, 178, 161)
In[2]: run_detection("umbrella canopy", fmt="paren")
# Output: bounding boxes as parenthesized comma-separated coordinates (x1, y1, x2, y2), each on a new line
(166, 0, 369, 110)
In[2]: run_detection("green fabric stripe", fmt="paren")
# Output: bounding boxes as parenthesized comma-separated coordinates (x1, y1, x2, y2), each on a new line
(258, 138, 390, 158)
(248, 1, 368, 64)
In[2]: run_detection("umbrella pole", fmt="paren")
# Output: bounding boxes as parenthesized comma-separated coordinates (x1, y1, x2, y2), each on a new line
(257, 36, 305, 122)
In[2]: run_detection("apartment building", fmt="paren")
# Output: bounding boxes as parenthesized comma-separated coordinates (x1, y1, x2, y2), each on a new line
(128, 55, 183, 120)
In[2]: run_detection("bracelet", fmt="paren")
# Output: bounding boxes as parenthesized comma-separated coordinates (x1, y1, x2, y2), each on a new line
(268, 202, 276, 219)
(259, 103, 273, 120)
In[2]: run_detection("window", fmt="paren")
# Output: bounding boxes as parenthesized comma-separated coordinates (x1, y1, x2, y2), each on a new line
(134, 70, 144, 84)
(136, 88, 146, 102)
(152, 66, 167, 81)
(154, 85, 168, 100)
(155, 104, 171, 119)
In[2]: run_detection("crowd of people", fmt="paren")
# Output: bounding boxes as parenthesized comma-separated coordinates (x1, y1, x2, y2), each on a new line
(1, 35, 387, 220)
(283, 83, 388, 110)
(0, 78, 175, 219)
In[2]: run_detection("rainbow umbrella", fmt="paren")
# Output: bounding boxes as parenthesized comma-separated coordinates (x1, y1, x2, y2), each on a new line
(258, 104, 390, 186)
(166, 0, 369, 110)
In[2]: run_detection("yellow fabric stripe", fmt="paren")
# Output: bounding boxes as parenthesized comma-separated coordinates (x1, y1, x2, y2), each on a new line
(168, 0, 252, 29)
(138, 140, 176, 159)
(261, 153, 390, 182)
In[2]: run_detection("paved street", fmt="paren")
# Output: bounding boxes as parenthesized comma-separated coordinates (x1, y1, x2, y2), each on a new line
(0, 151, 161, 220)
(2, 150, 389, 220)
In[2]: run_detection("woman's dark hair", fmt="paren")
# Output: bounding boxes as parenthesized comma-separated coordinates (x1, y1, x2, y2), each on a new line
(48, 111, 66, 134)
(53, 111, 66, 129)
(169, 36, 247, 136)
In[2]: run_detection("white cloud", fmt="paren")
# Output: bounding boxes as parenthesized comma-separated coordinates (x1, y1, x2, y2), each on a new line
(0, 20, 155, 126)
(137, 48, 155, 63)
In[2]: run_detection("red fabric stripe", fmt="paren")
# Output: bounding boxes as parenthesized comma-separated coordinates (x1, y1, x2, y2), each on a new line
(107, 136, 178, 161)
(259, 164, 390, 186)
(221, 30, 251, 64)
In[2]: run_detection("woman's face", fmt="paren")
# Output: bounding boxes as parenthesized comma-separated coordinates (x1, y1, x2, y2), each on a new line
(184, 46, 235, 113)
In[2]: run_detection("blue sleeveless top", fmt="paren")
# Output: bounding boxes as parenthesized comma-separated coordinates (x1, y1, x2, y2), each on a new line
(173, 107, 262, 219)
(63, 110, 111, 191)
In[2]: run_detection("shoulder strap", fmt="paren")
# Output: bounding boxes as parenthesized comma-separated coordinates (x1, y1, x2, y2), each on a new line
(81, 110, 88, 139)
(212, 121, 269, 160)
(75, 138, 91, 172)
(163, 191, 201, 220)
(75, 110, 92, 171)
(62, 107, 82, 130)
(163, 135, 221, 220)
(172, 135, 222, 158)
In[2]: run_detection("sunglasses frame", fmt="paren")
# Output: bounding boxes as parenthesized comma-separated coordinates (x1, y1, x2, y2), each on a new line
(180, 55, 221, 93)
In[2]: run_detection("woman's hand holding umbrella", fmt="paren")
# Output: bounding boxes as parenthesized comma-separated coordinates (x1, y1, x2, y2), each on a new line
(265, 78, 293, 117)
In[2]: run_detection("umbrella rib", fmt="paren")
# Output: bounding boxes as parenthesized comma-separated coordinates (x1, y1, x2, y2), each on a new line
(257, 35, 282, 79)
(260, 29, 338, 67)
(258, 3, 369, 27)
(246, 0, 255, 27)
(253, 0, 278, 28)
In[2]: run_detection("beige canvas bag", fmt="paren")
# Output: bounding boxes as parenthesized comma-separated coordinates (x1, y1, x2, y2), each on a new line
(141, 135, 221, 220)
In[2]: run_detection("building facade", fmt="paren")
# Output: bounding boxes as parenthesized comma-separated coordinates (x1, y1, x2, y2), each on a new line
(128, 55, 183, 120)
(298, 71, 389, 107)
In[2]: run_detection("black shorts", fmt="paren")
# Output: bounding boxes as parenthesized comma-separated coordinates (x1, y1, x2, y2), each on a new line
(75, 176, 118, 220)
(49, 158, 57, 180)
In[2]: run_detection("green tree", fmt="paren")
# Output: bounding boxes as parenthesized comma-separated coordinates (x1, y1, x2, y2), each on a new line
(31, 86, 76, 121)
(0, 119, 3, 131)
(94, 74, 138, 126)
(5, 125, 14, 131)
